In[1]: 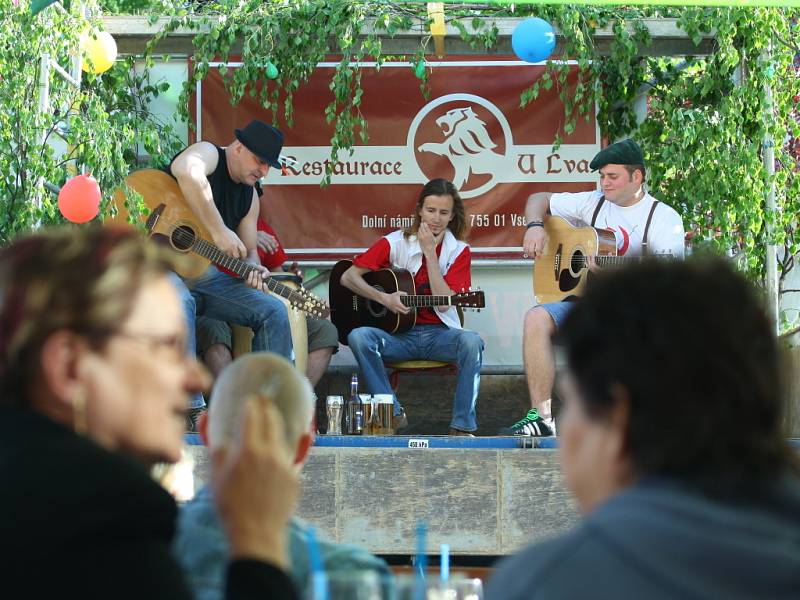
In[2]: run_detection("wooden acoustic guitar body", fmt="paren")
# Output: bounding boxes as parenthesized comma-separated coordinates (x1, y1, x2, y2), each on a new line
(329, 259, 417, 345)
(111, 169, 211, 280)
(533, 216, 617, 305)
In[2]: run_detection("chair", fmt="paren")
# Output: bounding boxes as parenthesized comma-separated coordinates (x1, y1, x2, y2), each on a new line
(231, 273, 309, 374)
(385, 307, 464, 391)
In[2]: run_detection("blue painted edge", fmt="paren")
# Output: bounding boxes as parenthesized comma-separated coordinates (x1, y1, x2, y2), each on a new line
(184, 435, 800, 450)
(182, 433, 553, 448)
(313, 435, 527, 449)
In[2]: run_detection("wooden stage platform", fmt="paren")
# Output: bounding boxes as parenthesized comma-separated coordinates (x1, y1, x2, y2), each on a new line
(183, 435, 579, 557)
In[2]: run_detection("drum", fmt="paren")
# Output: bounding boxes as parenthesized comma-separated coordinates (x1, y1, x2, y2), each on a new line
(231, 273, 309, 374)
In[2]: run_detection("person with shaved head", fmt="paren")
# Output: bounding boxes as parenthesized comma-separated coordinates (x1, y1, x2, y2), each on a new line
(173, 352, 388, 599)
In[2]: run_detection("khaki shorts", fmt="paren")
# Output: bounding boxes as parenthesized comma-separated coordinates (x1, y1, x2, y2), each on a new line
(196, 315, 339, 356)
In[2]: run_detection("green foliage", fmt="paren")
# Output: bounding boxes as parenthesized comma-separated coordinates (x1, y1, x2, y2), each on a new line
(638, 9, 799, 286)
(145, 1, 799, 291)
(506, 5, 799, 294)
(0, 0, 183, 240)
(6, 0, 800, 307)
(148, 0, 431, 182)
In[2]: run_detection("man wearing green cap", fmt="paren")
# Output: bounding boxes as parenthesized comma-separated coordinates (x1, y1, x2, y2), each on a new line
(501, 139, 685, 437)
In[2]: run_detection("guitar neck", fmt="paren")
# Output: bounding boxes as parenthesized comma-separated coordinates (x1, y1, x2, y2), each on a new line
(596, 255, 641, 266)
(400, 295, 454, 308)
(192, 238, 300, 302)
(595, 254, 669, 266)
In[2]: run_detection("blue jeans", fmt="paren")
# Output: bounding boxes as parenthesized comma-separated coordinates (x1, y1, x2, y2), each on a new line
(169, 272, 204, 410)
(347, 324, 483, 432)
(539, 301, 576, 330)
(172, 267, 295, 407)
(189, 266, 294, 360)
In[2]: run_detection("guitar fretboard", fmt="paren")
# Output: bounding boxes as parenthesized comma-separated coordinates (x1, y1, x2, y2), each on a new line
(192, 238, 308, 305)
(399, 295, 453, 308)
(570, 253, 672, 268)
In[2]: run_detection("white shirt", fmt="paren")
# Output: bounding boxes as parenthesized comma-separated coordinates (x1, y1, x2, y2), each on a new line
(550, 190, 685, 258)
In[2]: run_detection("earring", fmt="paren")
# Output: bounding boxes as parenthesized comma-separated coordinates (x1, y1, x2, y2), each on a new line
(72, 389, 88, 435)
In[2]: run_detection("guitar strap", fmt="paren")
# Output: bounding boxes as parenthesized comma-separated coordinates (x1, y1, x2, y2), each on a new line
(641, 200, 660, 257)
(590, 195, 605, 227)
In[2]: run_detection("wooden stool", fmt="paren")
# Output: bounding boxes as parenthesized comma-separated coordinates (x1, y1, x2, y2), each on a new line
(231, 274, 309, 374)
(387, 359, 457, 390)
(386, 307, 464, 390)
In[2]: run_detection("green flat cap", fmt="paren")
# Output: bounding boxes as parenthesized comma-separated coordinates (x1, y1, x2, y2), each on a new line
(589, 138, 644, 171)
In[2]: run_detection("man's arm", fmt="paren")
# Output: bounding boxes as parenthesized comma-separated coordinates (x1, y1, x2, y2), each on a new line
(170, 141, 246, 259)
(237, 192, 272, 292)
(237, 191, 262, 266)
(340, 264, 410, 315)
(525, 192, 552, 223)
(522, 192, 552, 259)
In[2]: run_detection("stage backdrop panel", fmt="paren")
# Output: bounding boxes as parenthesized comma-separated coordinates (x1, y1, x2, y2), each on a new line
(196, 57, 600, 259)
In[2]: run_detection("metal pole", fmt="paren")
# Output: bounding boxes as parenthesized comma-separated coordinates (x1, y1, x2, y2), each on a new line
(762, 43, 779, 334)
(34, 53, 52, 211)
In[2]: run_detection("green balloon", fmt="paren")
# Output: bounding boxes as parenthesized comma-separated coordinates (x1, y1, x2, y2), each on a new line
(266, 62, 279, 79)
(414, 61, 426, 79)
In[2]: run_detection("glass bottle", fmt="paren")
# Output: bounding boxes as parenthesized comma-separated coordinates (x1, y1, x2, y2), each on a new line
(344, 373, 364, 435)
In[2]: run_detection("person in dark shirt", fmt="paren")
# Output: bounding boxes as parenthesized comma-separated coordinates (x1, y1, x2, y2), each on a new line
(166, 120, 294, 427)
(486, 259, 800, 599)
(197, 188, 338, 388)
(0, 226, 299, 599)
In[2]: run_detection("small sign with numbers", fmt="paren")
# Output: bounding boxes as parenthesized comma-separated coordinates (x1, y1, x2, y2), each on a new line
(408, 438, 430, 449)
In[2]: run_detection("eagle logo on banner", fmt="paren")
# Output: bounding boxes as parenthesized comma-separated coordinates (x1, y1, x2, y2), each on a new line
(417, 106, 507, 190)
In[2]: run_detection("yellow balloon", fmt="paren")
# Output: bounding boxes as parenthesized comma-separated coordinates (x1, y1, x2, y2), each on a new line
(81, 30, 117, 74)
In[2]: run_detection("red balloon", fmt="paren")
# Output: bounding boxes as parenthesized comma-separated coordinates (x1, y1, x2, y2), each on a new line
(58, 174, 101, 223)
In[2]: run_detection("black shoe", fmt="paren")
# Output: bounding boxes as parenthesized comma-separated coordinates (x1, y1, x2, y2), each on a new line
(499, 408, 555, 436)
(186, 407, 206, 433)
(449, 427, 475, 437)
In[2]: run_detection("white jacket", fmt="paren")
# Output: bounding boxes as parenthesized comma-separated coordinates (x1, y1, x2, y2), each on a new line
(384, 229, 469, 330)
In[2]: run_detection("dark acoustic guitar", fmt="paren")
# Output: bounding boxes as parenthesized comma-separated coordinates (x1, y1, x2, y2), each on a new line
(329, 259, 486, 345)
(111, 169, 329, 318)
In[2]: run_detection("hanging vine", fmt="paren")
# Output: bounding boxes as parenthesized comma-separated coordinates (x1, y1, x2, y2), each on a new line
(0, 1, 763, 329)
(0, 0, 183, 241)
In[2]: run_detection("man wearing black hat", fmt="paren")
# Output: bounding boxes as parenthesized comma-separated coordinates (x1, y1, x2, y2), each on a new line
(502, 139, 685, 437)
(166, 119, 294, 428)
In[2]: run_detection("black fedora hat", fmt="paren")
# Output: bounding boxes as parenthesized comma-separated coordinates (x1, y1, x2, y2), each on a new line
(235, 120, 284, 168)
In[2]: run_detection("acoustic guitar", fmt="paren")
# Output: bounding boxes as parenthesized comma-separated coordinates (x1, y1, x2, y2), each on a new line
(329, 259, 485, 345)
(533, 215, 671, 304)
(112, 169, 329, 318)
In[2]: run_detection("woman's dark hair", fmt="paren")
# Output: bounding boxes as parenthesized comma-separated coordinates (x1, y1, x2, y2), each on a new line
(559, 257, 798, 490)
(0, 225, 175, 407)
(403, 179, 468, 241)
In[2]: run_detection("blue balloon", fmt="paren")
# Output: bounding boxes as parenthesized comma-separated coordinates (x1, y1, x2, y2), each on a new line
(512, 17, 556, 64)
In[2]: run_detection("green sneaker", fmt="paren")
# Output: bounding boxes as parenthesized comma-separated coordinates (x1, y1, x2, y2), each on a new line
(500, 408, 555, 436)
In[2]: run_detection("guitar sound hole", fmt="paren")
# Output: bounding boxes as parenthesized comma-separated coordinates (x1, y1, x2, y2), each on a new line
(570, 250, 585, 274)
(171, 225, 196, 251)
(366, 299, 388, 319)
(365, 285, 388, 318)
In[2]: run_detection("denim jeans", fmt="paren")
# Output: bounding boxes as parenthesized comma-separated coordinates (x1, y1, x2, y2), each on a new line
(171, 267, 295, 408)
(538, 301, 576, 330)
(169, 272, 204, 410)
(347, 324, 483, 432)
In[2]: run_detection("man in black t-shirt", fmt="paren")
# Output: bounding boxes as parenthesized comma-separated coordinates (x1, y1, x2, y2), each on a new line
(166, 120, 294, 426)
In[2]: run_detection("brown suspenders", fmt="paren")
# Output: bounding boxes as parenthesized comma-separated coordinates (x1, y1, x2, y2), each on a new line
(641, 200, 660, 257)
(590, 195, 660, 256)
(590, 195, 605, 227)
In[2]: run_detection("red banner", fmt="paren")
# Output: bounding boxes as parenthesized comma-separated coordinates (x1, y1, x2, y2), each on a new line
(197, 57, 600, 259)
